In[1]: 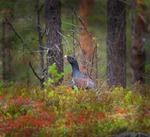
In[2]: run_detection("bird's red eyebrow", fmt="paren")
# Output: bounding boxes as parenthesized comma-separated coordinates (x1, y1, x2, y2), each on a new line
(69, 57, 72, 59)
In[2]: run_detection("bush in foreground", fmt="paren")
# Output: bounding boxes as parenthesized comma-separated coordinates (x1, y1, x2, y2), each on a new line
(0, 82, 150, 136)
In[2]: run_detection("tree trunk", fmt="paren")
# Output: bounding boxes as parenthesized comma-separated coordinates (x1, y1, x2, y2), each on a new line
(107, 0, 126, 88)
(45, 0, 63, 85)
(8, 44, 12, 82)
(2, 19, 6, 82)
(72, 8, 76, 57)
(37, 0, 44, 88)
(78, 0, 94, 78)
(131, 15, 146, 84)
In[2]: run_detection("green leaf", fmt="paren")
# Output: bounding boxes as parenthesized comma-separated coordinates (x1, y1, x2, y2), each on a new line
(48, 91, 54, 98)
(44, 63, 64, 87)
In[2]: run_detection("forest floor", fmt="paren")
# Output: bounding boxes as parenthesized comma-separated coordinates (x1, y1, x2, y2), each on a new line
(0, 81, 150, 137)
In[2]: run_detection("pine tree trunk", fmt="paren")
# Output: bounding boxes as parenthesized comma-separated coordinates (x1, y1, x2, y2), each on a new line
(45, 0, 63, 85)
(37, 0, 44, 88)
(107, 0, 126, 88)
(131, 16, 146, 84)
(78, 0, 94, 78)
(2, 19, 6, 82)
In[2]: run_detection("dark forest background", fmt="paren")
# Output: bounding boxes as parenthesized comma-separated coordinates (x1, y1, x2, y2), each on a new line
(0, 0, 150, 87)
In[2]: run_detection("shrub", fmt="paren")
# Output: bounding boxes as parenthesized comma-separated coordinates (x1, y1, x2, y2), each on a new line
(43, 63, 64, 87)
(0, 83, 150, 136)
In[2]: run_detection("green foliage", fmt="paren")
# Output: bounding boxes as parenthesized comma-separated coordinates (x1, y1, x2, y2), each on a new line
(43, 63, 64, 87)
(0, 81, 6, 89)
(145, 63, 150, 73)
(0, 83, 150, 136)
(0, 81, 14, 92)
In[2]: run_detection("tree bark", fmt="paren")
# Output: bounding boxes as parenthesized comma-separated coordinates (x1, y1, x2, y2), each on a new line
(72, 8, 76, 57)
(45, 0, 63, 85)
(8, 44, 12, 82)
(107, 0, 126, 88)
(131, 15, 146, 85)
(2, 19, 6, 82)
(37, 0, 44, 88)
(78, 0, 94, 78)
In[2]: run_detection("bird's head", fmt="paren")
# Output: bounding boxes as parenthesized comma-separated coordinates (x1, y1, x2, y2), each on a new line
(64, 55, 78, 66)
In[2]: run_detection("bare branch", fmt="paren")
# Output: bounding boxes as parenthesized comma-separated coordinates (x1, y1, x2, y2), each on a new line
(57, 30, 70, 44)
(5, 18, 33, 54)
(74, 10, 99, 50)
(41, 30, 46, 39)
(5, 18, 24, 44)
(29, 61, 42, 81)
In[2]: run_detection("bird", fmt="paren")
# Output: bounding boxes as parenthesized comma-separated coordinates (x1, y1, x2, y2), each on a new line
(64, 55, 95, 90)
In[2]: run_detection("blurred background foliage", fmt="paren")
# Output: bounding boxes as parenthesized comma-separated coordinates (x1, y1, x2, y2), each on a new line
(0, 0, 150, 86)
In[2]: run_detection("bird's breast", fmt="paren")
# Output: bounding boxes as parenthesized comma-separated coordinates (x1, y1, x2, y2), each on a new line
(71, 77, 95, 89)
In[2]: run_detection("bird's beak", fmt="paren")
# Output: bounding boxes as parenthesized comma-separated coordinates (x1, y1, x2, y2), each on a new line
(64, 55, 67, 58)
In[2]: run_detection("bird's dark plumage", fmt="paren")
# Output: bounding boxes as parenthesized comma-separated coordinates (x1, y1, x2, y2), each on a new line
(65, 55, 95, 90)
